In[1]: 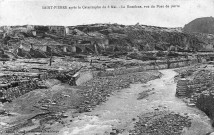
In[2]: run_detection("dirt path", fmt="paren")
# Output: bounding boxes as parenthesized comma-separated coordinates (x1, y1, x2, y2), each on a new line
(59, 69, 213, 135)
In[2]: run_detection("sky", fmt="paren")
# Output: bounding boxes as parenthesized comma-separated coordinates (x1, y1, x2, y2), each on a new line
(0, 0, 214, 27)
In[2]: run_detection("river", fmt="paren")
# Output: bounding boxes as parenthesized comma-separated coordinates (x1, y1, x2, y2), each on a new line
(58, 69, 213, 135)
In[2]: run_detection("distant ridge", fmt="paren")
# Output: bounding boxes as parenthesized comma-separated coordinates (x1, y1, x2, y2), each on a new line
(183, 17, 214, 34)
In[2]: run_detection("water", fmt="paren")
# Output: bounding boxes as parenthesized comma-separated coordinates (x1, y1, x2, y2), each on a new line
(59, 69, 213, 135)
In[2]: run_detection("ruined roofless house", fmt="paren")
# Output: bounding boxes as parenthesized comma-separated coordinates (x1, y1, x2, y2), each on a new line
(48, 26, 68, 37)
(65, 34, 108, 54)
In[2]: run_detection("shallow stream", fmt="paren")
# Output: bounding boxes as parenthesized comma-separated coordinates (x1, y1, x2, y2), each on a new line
(59, 69, 213, 135)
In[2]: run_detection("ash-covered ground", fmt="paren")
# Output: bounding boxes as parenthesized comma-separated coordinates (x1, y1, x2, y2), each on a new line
(1, 22, 214, 135)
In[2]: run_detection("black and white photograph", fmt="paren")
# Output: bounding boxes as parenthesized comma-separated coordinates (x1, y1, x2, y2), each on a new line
(0, 0, 214, 134)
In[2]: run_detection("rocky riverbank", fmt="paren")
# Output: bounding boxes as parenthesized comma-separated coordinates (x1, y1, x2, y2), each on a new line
(59, 69, 212, 135)
(175, 64, 214, 130)
(129, 111, 191, 135)
(77, 71, 162, 113)
(0, 66, 161, 134)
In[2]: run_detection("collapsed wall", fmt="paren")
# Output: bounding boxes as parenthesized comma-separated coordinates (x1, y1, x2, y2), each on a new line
(3, 24, 208, 58)
(0, 75, 39, 102)
(176, 69, 213, 100)
(176, 68, 214, 126)
(0, 69, 79, 102)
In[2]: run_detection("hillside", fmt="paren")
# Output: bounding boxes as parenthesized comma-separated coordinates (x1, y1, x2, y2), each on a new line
(67, 24, 203, 52)
(0, 23, 213, 57)
(183, 17, 214, 34)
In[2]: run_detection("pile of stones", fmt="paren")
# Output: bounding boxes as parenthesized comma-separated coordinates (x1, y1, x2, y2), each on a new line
(77, 71, 161, 112)
(129, 111, 191, 135)
(0, 76, 39, 102)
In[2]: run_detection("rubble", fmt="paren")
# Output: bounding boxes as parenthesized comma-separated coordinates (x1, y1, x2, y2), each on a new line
(0, 60, 85, 102)
(129, 111, 191, 135)
(1, 23, 213, 60)
(0, 23, 214, 134)
(175, 65, 214, 126)
(0, 68, 161, 133)
(77, 71, 161, 112)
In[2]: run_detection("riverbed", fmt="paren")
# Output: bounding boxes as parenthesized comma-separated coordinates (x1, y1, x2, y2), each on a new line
(59, 69, 213, 135)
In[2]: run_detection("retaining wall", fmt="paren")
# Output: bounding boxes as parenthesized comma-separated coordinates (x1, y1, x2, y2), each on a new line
(176, 79, 190, 97)
(176, 70, 214, 102)
(94, 59, 198, 77)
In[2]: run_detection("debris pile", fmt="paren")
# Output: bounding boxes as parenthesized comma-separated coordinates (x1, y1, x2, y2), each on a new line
(0, 70, 161, 133)
(1, 23, 214, 134)
(129, 111, 191, 135)
(176, 67, 211, 94)
(1, 24, 212, 60)
(0, 75, 39, 102)
(77, 71, 161, 112)
(175, 66, 214, 126)
(0, 66, 82, 102)
(46, 69, 76, 84)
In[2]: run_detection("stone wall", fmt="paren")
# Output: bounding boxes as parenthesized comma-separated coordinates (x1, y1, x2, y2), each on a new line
(95, 58, 198, 77)
(190, 71, 214, 125)
(176, 79, 190, 97)
(176, 70, 213, 99)
(0, 78, 39, 101)
(175, 68, 214, 114)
